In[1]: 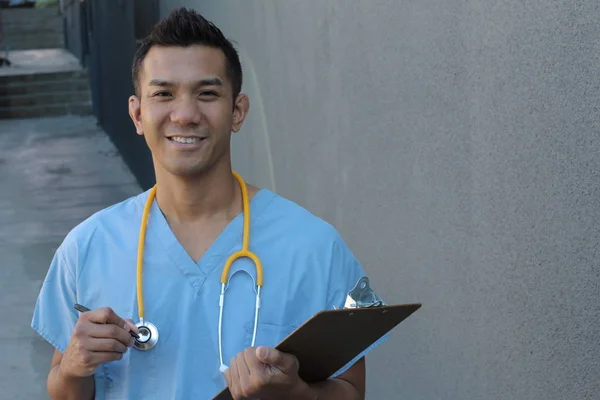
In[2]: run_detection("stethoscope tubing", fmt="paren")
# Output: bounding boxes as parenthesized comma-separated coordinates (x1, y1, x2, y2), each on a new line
(133, 171, 263, 359)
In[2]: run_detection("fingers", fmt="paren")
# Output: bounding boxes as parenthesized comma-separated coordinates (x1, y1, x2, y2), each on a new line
(243, 347, 263, 373)
(236, 352, 252, 396)
(86, 307, 128, 330)
(84, 337, 128, 353)
(228, 356, 242, 399)
(229, 350, 265, 400)
(241, 348, 267, 394)
(79, 307, 135, 346)
(86, 321, 134, 347)
(62, 342, 126, 378)
(224, 366, 232, 391)
(124, 318, 140, 334)
(256, 347, 299, 374)
(62, 307, 135, 379)
(229, 347, 290, 399)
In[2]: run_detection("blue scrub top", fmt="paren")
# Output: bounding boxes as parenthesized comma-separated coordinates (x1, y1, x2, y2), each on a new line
(32, 188, 387, 399)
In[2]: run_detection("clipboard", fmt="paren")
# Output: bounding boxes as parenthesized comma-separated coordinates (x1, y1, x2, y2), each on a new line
(211, 302, 421, 400)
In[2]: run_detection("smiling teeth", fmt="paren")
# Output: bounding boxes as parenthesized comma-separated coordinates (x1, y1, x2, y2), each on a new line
(171, 136, 200, 144)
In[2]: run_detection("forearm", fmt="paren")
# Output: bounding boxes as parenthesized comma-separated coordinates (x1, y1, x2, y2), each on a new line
(293, 378, 362, 400)
(312, 377, 362, 400)
(47, 364, 94, 400)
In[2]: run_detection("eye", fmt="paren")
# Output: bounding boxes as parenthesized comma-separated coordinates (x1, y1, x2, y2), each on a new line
(199, 91, 218, 98)
(153, 91, 172, 97)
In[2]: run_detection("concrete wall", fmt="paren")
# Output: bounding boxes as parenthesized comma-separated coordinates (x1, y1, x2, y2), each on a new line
(159, 1, 600, 399)
(62, 0, 84, 63)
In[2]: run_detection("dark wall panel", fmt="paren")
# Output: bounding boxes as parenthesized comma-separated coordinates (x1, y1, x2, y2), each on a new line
(64, 0, 160, 190)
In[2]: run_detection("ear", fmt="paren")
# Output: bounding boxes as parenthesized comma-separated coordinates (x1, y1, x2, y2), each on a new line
(232, 93, 249, 133)
(128, 95, 144, 136)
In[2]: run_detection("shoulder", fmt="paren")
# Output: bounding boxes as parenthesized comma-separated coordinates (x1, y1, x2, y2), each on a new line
(58, 190, 150, 260)
(259, 191, 367, 306)
(258, 189, 349, 253)
(260, 190, 340, 235)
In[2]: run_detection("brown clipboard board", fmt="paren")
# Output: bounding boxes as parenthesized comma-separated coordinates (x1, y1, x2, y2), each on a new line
(211, 303, 422, 400)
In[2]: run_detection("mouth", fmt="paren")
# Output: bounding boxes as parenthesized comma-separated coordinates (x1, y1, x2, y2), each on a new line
(167, 136, 206, 145)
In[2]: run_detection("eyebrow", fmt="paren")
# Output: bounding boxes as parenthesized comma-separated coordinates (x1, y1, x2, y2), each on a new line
(196, 77, 223, 87)
(148, 78, 223, 88)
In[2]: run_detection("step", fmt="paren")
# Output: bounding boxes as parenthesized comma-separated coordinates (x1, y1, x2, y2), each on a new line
(0, 69, 87, 84)
(0, 49, 83, 77)
(4, 21, 62, 28)
(2, 12, 61, 19)
(1, 8, 63, 47)
(3, 25, 63, 35)
(4, 42, 65, 49)
(0, 90, 90, 107)
(2, 16, 62, 27)
(0, 101, 92, 119)
(0, 78, 90, 96)
(0, 7, 61, 19)
(3, 33, 64, 41)
(4, 40, 65, 50)
(4, 39, 65, 51)
(4, 33, 63, 40)
(2, 9, 61, 17)
(3, 23, 63, 34)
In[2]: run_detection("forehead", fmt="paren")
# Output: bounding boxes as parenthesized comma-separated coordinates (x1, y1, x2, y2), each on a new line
(140, 45, 229, 87)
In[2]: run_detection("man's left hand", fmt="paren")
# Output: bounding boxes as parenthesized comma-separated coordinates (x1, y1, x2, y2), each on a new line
(224, 346, 316, 400)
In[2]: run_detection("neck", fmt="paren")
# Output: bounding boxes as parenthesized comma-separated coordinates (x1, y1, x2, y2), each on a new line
(153, 163, 241, 223)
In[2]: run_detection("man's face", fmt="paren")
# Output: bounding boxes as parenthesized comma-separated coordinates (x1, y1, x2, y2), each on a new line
(129, 45, 248, 178)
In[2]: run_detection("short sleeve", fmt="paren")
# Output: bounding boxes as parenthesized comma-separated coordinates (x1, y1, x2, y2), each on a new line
(31, 241, 78, 353)
(326, 233, 390, 378)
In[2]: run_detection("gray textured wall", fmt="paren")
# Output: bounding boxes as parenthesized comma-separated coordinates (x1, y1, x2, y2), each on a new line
(159, 1, 600, 399)
(62, 0, 84, 64)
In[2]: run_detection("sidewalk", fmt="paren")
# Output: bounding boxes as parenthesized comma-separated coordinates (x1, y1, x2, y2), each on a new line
(0, 115, 141, 399)
(0, 48, 81, 77)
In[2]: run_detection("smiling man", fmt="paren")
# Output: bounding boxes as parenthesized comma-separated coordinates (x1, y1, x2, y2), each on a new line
(31, 7, 385, 400)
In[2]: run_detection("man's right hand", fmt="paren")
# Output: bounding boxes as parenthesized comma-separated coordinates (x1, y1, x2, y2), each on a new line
(59, 307, 138, 378)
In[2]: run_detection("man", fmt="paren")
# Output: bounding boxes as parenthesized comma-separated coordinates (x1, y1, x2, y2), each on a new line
(32, 8, 385, 400)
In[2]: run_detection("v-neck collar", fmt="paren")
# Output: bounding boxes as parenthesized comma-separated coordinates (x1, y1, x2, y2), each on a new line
(143, 188, 276, 293)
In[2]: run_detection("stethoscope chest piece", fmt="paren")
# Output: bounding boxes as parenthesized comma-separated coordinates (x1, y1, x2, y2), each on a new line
(133, 320, 159, 351)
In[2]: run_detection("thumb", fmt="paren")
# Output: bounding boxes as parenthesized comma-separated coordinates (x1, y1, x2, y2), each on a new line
(256, 346, 297, 373)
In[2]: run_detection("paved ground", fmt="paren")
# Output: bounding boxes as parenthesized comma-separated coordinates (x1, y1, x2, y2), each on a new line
(0, 48, 82, 77)
(0, 115, 141, 399)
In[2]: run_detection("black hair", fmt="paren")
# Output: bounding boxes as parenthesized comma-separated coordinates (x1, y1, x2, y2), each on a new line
(132, 8, 242, 100)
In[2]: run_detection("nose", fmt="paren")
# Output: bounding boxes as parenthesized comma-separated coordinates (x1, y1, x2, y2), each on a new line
(170, 96, 203, 126)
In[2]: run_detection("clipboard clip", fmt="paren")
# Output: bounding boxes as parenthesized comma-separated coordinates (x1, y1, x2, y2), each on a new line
(343, 277, 387, 309)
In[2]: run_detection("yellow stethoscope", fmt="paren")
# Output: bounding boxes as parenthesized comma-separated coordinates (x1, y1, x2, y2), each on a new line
(133, 171, 263, 373)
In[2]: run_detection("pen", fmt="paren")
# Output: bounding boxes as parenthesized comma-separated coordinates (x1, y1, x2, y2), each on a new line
(74, 303, 140, 339)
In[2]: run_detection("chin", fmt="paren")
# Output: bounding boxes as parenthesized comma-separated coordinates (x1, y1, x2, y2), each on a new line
(167, 164, 212, 178)
(158, 152, 225, 178)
